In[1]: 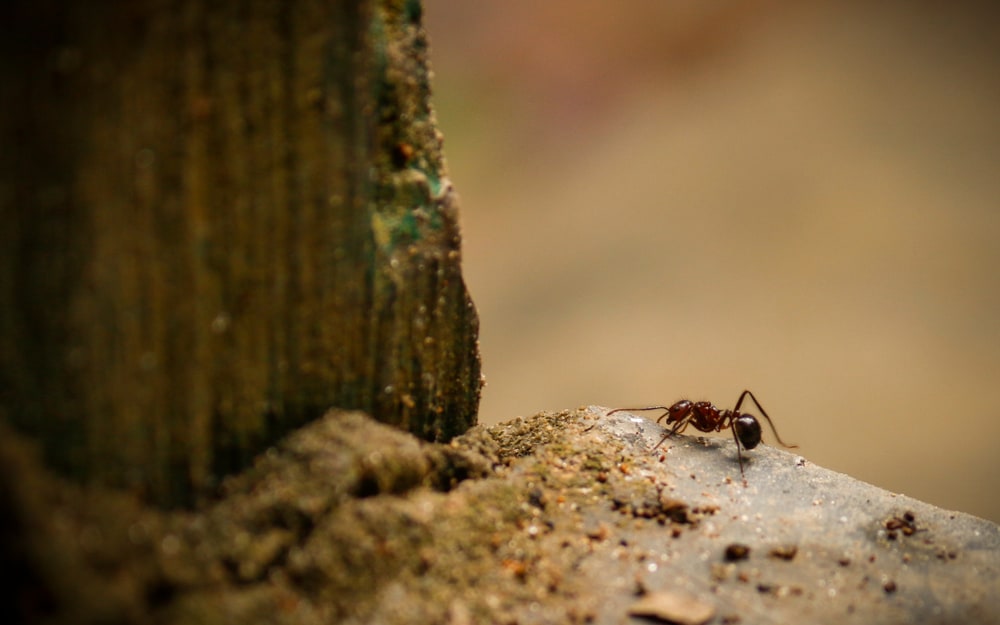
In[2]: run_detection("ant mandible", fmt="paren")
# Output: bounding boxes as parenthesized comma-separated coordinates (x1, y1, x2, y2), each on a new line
(607, 390, 797, 476)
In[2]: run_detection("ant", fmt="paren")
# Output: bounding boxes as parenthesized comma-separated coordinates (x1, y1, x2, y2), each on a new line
(607, 390, 797, 476)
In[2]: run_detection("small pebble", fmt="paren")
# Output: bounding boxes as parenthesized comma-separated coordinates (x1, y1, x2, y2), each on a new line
(724, 543, 751, 562)
(628, 590, 716, 625)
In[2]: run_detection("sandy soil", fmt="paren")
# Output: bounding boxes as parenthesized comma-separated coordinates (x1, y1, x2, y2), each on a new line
(5, 408, 995, 624)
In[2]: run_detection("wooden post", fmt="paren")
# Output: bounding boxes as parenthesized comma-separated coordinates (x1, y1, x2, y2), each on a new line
(0, 0, 480, 507)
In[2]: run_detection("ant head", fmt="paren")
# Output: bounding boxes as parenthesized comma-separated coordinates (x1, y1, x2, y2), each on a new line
(734, 414, 762, 450)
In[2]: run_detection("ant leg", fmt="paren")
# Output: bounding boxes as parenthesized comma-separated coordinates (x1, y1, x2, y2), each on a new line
(734, 390, 798, 449)
(651, 416, 690, 451)
(730, 421, 746, 477)
(651, 432, 671, 451)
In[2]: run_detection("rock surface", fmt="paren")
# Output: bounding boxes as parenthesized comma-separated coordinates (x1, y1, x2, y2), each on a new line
(3, 407, 997, 624)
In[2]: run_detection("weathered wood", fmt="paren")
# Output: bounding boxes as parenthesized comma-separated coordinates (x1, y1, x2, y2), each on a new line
(0, 0, 480, 507)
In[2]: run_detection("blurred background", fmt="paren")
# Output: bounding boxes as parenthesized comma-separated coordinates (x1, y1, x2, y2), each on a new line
(423, 0, 999, 523)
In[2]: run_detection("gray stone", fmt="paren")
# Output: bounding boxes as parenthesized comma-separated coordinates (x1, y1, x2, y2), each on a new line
(573, 406, 999, 624)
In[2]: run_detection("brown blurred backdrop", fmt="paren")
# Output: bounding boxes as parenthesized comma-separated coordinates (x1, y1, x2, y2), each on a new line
(423, 0, 1000, 523)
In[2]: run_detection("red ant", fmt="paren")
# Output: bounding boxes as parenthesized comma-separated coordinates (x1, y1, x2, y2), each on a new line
(607, 390, 797, 476)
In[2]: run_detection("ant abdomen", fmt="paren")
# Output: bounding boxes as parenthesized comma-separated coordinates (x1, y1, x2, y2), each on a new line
(733, 415, 761, 450)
